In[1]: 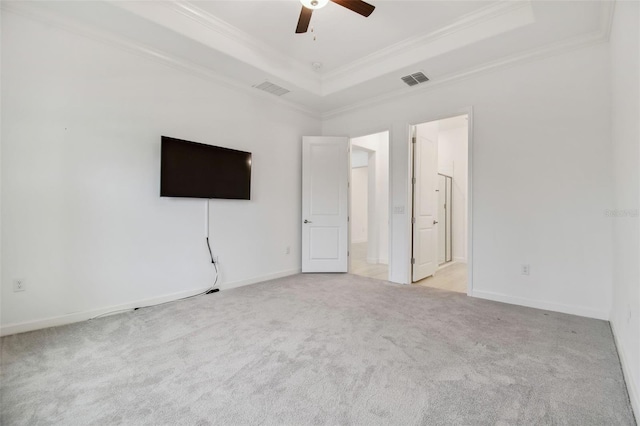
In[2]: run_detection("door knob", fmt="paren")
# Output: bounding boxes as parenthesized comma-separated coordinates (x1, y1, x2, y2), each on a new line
(304, 219, 312, 224)
(433, 220, 439, 225)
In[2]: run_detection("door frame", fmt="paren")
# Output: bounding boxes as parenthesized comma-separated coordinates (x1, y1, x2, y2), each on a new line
(408, 107, 474, 295)
(348, 129, 391, 281)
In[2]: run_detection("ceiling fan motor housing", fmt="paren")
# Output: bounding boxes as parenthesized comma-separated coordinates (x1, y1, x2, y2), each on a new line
(300, 0, 329, 10)
(296, 0, 375, 33)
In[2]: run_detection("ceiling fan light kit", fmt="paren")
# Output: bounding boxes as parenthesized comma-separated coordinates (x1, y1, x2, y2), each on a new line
(300, 0, 330, 10)
(296, 0, 376, 34)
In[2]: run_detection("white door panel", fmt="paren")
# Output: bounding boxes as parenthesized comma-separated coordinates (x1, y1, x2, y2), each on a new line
(302, 136, 349, 273)
(412, 131, 438, 282)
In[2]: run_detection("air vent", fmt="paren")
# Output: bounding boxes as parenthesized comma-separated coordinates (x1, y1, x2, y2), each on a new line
(254, 81, 290, 97)
(401, 72, 430, 87)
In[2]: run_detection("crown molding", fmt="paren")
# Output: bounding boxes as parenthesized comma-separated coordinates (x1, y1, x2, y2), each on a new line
(121, 0, 535, 97)
(321, 30, 610, 120)
(2, 0, 615, 120)
(166, 1, 321, 90)
(110, 0, 323, 95)
(0, 1, 322, 119)
(320, 0, 535, 95)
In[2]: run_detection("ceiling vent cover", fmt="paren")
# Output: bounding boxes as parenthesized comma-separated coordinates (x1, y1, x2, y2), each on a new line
(401, 72, 429, 87)
(254, 81, 290, 97)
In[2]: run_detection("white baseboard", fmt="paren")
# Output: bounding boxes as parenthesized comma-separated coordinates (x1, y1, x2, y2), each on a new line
(379, 258, 389, 265)
(219, 268, 300, 291)
(0, 268, 300, 337)
(610, 320, 640, 420)
(453, 256, 466, 262)
(470, 290, 609, 320)
(351, 239, 367, 244)
(366, 257, 379, 264)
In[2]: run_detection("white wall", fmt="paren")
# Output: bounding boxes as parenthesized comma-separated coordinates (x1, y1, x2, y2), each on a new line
(323, 43, 613, 320)
(437, 121, 468, 262)
(351, 149, 369, 168)
(609, 0, 640, 417)
(0, 11, 320, 332)
(351, 165, 369, 244)
(351, 132, 389, 265)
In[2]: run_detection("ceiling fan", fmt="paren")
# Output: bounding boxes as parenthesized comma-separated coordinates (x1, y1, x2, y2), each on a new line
(296, 0, 375, 34)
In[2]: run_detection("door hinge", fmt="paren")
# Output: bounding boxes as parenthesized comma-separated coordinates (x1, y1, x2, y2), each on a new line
(347, 216, 350, 222)
(412, 137, 416, 144)
(411, 258, 415, 264)
(412, 177, 416, 185)
(412, 217, 416, 224)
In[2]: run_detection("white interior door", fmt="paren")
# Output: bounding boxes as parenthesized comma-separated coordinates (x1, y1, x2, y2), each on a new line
(412, 130, 438, 282)
(302, 136, 349, 273)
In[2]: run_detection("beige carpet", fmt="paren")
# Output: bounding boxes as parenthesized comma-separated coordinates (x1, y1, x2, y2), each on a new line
(1, 273, 635, 425)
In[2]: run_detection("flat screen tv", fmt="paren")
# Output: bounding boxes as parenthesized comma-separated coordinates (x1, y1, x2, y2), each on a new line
(160, 136, 251, 200)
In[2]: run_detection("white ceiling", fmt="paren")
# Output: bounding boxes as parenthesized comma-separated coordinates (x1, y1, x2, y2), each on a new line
(7, 0, 612, 116)
(193, 1, 494, 74)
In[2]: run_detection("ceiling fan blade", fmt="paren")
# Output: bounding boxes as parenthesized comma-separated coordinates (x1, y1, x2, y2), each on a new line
(296, 7, 313, 33)
(330, 0, 375, 17)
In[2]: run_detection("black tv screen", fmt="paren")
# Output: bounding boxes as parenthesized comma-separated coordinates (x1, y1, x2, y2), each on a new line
(160, 136, 251, 200)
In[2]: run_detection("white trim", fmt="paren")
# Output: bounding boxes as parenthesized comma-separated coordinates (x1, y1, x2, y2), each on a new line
(117, 1, 321, 95)
(470, 290, 610, 320)
(0, 269, 300, 337)
(3, 1, 613, 119)
(348, 129, 393, 282)
(322, 32, 608, 120)
(408, 108, 474, 294)
(115, 0, 534, 97)
(404, 124, 414, 284)
(218, 268, 301, 291)
(324, 0, 532, 84)
(0, 2, 321, 120)
(611, 320, 640, 421)
(170, 1, 314, 84)
(322, 0, 535, 95)
(2, 0, 614, 120)
(466, 108, 475, 297)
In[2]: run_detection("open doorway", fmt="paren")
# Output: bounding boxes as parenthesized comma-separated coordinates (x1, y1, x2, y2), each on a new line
(350, 131, 389, 281)
(411, 115, 469, 293)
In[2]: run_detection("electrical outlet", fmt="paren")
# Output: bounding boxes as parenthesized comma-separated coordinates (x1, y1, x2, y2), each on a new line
(13, 279, 26, 292)
(521, 264, 530, 276)
(285, 246, 291, 255)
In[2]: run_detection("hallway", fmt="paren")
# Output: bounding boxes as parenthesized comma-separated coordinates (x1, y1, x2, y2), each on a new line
(415, 262, 467, 293)
(350, 242, 388, 281)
